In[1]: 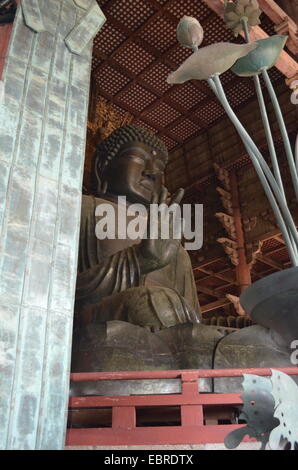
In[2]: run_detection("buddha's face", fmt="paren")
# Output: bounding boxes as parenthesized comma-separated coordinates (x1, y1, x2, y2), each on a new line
(101, 141, 167, 205)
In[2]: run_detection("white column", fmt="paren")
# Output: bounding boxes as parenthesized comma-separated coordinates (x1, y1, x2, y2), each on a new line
(0, 0, 105, 449)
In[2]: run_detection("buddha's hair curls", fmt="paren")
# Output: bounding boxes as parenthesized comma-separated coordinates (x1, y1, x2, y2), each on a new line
(91, 125, 168, 193)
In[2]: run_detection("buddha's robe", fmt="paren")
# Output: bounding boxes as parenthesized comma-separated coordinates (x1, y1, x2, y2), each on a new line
(75, 195, 201, 330)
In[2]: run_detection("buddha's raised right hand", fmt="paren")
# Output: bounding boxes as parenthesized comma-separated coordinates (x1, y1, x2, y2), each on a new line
(137, 186, 185, 274)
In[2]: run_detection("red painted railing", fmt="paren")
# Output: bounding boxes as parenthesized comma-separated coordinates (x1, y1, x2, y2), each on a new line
(66, 367, 298, 446)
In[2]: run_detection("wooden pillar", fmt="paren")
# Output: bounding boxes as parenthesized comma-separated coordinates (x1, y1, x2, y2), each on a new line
(0, 24, 13, 79)
(181, 372, 204, 427)
(230, 170, 252, 293)
(0, 0, 105, 450)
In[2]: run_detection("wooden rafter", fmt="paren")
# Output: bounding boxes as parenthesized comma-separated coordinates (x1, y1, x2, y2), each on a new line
(257, 0, 298, 54)
(273, 234, 286, 245)
(201, 298, 231, 313)
(202, 0, 298, 78)
(196, 284, 222, 299)
(195, 266, 235, 284)
(256, 253, 284, 270)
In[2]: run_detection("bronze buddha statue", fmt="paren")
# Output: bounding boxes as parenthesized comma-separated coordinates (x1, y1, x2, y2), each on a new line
(71, 125, 296, 393)
(75, 125, 200, 330)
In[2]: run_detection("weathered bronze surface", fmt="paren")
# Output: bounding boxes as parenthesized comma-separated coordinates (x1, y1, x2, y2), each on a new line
(72, 125, 296, 394)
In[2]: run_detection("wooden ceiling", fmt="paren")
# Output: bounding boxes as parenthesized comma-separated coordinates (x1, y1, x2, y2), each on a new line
(92, 0, 286, 151)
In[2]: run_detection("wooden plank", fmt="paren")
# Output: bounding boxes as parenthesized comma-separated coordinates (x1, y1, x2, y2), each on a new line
(70, 366, 298, 382)
(112, 407, 136, 429)
(201, 298, 232, 313)
(181, 406, 204, 427)
(70, 393, 243, 408)
(66, 424, 247, 446)
(202, 0, 298, 78)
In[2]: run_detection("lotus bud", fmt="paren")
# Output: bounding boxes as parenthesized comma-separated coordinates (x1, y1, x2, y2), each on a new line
(224, 0, 262, 37)
(176, 16, 204, 50)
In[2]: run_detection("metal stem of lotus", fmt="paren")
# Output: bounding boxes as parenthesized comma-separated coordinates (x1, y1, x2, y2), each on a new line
(208, 75, 298, 265)
(262, 68, 298, 203)
(241, 18, 298, 258)
(210, 75, 298, 242)
(241, 18, 285, 198)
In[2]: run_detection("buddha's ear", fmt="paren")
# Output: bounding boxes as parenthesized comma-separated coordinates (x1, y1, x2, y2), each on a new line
(96, 179, 107, 195)
(94, 156, 108, 195)
(101, 181, 108, 194)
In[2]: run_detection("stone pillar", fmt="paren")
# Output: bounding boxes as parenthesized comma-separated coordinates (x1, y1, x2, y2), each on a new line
(0, 0, 105, 450)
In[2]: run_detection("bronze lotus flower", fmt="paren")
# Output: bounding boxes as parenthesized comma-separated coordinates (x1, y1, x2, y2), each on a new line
(224, 0, 262, 37)
(176, 15, 204, 50)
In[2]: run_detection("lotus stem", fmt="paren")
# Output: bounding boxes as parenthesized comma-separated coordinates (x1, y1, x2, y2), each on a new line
(253, 75, 286, 199)
(211, 75, 298, 243)
(208, 75, 298, 265)
(252, 77, 298, 260)
(241, 18, 286, 199)
(241, 18, 297, 257)
(241, 17, 251, 43)
(210, 75, 297, 237)
(262, 68, 298, 202)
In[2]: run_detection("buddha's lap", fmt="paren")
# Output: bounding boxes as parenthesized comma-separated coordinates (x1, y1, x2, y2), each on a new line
(92, 285, 197, 329)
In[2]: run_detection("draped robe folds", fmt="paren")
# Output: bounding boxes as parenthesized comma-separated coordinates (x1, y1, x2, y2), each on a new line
(75, 195, 201, 330)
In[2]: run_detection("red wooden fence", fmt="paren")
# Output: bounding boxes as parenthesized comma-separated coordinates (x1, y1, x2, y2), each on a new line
(66, 367, 298, 446)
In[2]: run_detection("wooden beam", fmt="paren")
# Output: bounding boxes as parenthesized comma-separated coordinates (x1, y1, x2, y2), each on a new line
(201, 298, 231, 313)
(256, 253, 284, 270)
(230, 170, 252, 292)
(192, 256, 227, 269)
(196, 267, 235, 285)
(263, 244, 288, 256)
(274, 235, 286, 245)
(257, 0, 298, 55)
(196, 285, 222, 299)
(202, 0, 298, 78)
(252, 266, 275, 279)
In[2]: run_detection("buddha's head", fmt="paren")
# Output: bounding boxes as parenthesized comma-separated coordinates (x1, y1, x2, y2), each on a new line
(92, 125, 168, 205)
